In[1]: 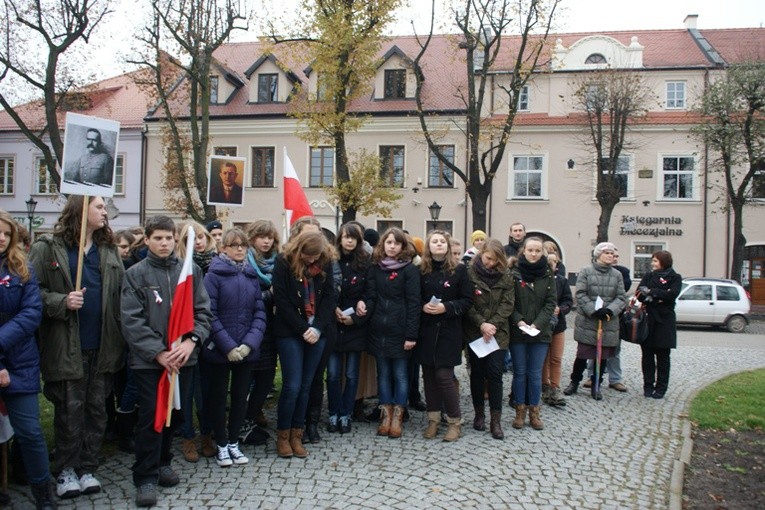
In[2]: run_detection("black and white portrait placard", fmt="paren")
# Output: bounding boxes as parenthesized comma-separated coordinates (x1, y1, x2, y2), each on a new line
(61, 113, 120, 197)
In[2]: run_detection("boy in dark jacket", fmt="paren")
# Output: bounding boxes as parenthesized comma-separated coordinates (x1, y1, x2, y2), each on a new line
(120, 216, 212, 507)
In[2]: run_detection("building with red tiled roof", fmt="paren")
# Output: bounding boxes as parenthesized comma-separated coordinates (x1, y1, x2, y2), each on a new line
(0, 69, 155, 232)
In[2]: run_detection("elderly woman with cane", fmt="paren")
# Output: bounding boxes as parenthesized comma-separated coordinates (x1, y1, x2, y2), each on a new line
(563, 242, 627, 400)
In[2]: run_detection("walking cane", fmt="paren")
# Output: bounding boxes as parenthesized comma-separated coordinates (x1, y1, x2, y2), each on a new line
(594, 319, 603, 396)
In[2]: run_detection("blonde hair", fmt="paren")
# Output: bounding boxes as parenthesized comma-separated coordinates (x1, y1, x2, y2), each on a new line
(176, 220, 215, 259)
(289, 216, 321, 241)
(474, 238, 508, 272)
(0, 210, 30, 281)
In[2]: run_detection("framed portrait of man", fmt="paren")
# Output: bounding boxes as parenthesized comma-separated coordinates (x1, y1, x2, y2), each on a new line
(60, 112, 120, 197)
(207, 155, 246, 207)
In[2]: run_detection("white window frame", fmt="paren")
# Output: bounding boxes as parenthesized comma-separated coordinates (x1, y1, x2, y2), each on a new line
(34, 156, 58, 195)
(597, 154, 633, 200)
(0, 155, 14, 195)
(114, 154, 125, 196)
(428, 145, 455, 188)
(210, 75, 219, 104)
(660, 154, 697, 201)
(631, 241, 667, 280)
(509, 154, 546, 200)
(517, 85, 529, 111)
(666, 81, 686, 109)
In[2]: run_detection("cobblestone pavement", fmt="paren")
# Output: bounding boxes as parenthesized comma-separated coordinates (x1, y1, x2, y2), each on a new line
(8, 327, 765, 509)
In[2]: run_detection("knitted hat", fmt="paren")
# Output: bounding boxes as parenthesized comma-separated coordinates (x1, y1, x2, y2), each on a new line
(205, 220, 223, 232)
(593, 242, 617, 259)
(470, 230, 486, 245)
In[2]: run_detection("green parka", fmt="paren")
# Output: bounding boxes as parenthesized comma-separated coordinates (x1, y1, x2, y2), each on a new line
(463, 264, 515, 350)
(29, 235, 125, 382)
(508, 260, 557, 344)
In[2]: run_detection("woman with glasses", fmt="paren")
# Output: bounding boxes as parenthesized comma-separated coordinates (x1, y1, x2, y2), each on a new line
(202, 228, 266, 466)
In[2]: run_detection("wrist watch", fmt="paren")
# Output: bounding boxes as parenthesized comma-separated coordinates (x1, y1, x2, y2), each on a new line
(188, 335, 200, 344)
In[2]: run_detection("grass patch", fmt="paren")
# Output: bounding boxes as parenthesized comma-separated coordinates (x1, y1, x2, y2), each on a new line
(689, 368, 765, 431)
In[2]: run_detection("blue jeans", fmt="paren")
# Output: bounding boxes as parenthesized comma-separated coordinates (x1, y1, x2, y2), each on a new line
(587, 342, 622, 384)
(326, 351, 361, 417)
(180, 363, 204, 439)
(509, 342, 550, 406)
(276, 336, 326, 430)
(3, 393, 51, 484)
(375, 356, 409, 406)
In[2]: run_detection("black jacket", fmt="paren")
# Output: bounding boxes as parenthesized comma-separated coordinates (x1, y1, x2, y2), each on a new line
(366, 261, 420, 359)
(333, 255, 371, 353)
(271, 255, 335, 340)
(552, 273, 574, 334)
(416, 262, 473, 368)
(638, 269, 682, 349)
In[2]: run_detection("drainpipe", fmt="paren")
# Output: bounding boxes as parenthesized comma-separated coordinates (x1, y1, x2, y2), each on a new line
(702, 69, 709, 277)
(140, 123, 148, 225)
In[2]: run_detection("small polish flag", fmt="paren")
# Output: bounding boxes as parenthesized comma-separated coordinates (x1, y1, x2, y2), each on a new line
(283, 147, 313, 226)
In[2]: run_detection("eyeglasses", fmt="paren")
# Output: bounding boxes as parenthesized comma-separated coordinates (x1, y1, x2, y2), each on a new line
(226, 243, 247, 249)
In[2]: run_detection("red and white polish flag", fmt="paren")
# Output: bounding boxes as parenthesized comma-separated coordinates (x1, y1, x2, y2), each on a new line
(283, 147, 314, 226)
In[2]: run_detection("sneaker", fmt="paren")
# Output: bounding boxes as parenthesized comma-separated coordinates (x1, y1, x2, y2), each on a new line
(583, 379, 592, 388)
(157, 465, 179, 487)
(327, 415, 338, 433)
(56, 468, 81, 499)
(227, 443, 249, 465)
(78, 473, 101, 494)
(216, 445, 233, 467)
(135, 483, 157, 507)
(339, 415, 352, 434)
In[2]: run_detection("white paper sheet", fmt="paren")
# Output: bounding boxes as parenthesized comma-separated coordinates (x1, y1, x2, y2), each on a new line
(469, 336, 500, 358)
(519, 324, 540, 337)
(429, 296, 442, 305)
(595, 296, 604, 309)
(341, 307, 355, 316)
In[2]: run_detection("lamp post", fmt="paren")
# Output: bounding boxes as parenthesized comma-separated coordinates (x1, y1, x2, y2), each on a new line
(25, 197, 38, 237)
(428, 201, 442, 230)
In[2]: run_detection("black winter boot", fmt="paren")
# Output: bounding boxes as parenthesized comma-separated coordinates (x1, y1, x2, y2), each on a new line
(31, 481, 57, 510)
(304, 406, 322, 443)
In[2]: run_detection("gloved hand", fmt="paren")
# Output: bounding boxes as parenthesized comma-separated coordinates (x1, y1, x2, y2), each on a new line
(638, 286, 651, 296)
(601, 308, 614, 320)
(237, 344, 251, 359)
(227, 347, 244, 362)
(593, 307, 612, 320)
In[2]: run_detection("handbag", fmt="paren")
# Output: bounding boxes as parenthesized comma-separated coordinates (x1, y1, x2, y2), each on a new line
(619, 295, 648, 344)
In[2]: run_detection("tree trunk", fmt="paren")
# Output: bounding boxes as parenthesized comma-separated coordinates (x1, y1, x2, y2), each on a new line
(730, 200, 747, 282)
(468, 183, 490, 232)
(596, 199, 618, 243)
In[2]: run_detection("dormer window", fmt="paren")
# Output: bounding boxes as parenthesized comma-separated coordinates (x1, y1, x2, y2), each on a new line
(585, 53, 607, 65)
(384, 69, 406, 99)
(258, 74, 278, 103)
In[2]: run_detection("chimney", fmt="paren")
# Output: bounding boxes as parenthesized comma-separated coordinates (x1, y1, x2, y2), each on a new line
(684, 14, 698, 30)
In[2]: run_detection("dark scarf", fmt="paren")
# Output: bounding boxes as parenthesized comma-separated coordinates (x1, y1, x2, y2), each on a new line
(473, 256, 503, 287)
(193, 249, 215, 274)
(655, 268, 672, 278)
(379, 256, 411, 271)
(517, 255, 548, 282)
(302, 263, 323, 321)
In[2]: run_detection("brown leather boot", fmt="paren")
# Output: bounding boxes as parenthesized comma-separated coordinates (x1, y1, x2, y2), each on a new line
(388, 405, 404, 438)
(276, 429, 292, 458)
(511, 404, 527, 429)
(289, 428, 308, 458)
(181, 437, 199, 462)
(377, 404, 393, 436)
(199, 434, 216, 457)
(443, 416, 462, 442)
(423, 411, 441, 439)
(528, 405, 544, 430)
(473, 404, 485, 431)
(490, 410, 504, 440)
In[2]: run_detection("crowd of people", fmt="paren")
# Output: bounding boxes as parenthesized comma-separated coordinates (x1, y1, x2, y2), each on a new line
(0, 199, 683, 509)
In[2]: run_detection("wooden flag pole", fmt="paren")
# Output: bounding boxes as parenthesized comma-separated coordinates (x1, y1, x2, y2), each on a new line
(75, 195, 89, 290)
(165, 368, 177, 427)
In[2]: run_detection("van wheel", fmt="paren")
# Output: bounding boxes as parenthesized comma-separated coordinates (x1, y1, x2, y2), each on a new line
(726, 315, 747, 333)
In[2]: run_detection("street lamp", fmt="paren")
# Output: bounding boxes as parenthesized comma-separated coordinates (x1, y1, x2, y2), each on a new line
(428, 201, 442, 230)
(25, 197, 37, 237)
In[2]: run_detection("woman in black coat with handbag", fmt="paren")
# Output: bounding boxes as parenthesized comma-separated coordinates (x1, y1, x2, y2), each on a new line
(417, 231, 473, 442)
(637, 250, 682, 399)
